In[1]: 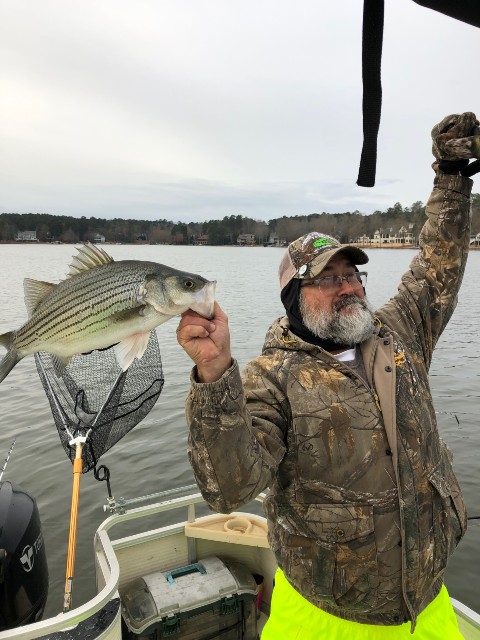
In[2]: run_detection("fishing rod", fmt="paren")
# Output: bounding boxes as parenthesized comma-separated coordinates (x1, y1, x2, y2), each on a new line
(0, 437, 16, 483)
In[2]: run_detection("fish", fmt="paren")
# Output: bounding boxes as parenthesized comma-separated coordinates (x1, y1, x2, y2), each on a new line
(0, 243, 216, 383)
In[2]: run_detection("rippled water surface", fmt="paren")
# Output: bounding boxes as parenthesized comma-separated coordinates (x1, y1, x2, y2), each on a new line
(0, 243, 479, 617)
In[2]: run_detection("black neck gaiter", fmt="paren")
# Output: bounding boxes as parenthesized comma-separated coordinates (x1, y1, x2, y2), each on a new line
(280, 279, 350, 352)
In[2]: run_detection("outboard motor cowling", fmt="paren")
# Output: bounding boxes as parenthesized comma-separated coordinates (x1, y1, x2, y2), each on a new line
(0, 481, 48, 630)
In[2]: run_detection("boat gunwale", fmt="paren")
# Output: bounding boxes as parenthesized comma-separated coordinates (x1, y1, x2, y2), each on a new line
(451, 598, 480, 630)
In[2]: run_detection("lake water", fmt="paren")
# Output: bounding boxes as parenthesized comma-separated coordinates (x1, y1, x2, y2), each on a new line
(0, 243, 479, 618)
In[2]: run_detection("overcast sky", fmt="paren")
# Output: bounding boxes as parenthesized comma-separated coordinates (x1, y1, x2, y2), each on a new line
(1, 1, 479, 223)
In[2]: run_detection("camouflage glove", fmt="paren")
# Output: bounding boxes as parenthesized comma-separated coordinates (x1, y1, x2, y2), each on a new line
(432, 112, 480, 177)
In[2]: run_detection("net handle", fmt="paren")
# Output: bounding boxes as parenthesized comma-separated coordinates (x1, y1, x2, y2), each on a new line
(61, 370, 123, 611)
(63, 439, 84, 613)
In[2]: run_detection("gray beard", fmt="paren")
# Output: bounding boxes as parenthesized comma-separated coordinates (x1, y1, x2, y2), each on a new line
(299, 292, 376, 345)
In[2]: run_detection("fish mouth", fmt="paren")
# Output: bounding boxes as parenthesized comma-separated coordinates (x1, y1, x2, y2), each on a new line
(189, 281, 216, 319)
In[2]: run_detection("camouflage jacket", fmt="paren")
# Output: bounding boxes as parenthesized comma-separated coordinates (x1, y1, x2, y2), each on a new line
(185, 173, 472, 628)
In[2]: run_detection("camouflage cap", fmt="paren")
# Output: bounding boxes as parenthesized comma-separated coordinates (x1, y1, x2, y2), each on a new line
(278, 232, 369, 290)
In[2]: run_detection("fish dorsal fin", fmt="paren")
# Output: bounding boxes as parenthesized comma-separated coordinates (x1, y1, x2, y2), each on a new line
(24, 278, 55, 317)
(66, 242, 114, 278)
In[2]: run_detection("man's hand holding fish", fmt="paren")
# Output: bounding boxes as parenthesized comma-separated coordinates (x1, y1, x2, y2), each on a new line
(176, 302, 232, 383)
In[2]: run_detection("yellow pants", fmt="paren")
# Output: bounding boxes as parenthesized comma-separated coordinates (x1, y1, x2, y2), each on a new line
(261, 569, 464, 639)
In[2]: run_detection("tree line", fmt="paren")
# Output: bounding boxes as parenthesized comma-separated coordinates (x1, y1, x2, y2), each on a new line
(2, 194, 479, 245)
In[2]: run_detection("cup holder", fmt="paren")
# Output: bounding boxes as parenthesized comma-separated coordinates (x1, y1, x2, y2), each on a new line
(223, 516, 253, 534)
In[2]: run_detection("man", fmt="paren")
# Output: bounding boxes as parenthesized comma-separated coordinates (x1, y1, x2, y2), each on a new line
(176, 112, 479, 638)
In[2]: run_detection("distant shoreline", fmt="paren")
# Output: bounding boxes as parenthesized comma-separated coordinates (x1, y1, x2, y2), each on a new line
(1, 241, 479, 250)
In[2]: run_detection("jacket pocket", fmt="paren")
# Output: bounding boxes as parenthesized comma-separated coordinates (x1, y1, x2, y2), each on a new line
(308, 504, 379, 609)
(428, 464, 467, 578)
(266, 500, 379, 610)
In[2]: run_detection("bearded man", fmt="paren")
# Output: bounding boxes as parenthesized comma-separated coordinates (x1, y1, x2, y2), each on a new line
(176, 112, 479, 639)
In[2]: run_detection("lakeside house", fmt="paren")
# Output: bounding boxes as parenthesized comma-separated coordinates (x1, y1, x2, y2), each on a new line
(193, 235, 209, 246)
(471, 232, 480, 246)
(263, 234, 287, 247)
(237, 233, 256, 246)
(355, 225, 417, 246)
(15, 230, 38, 242)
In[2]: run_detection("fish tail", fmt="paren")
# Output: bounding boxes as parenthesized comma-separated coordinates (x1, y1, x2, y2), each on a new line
(0, 332, 20, 383)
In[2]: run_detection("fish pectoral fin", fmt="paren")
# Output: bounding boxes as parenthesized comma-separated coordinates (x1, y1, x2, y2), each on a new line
(24, 279, 56, 317)
(114, 332, 151, 371)
(66, 242, 114, 279)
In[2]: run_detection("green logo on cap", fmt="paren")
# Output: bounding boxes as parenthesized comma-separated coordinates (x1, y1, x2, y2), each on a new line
(313, 238, 335, 248)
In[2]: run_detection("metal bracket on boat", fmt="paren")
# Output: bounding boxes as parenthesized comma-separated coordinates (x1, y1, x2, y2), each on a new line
(102, 484, 199, 514)
(104, 496, 126, 514)
(105, 495, 121, 514)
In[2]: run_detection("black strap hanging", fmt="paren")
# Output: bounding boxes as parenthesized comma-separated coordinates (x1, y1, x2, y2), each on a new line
(357, 0, 384, 188)
(357, 0, 480, 188)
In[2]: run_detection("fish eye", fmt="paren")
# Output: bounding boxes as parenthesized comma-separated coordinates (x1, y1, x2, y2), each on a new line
(184, 279, 195, 289)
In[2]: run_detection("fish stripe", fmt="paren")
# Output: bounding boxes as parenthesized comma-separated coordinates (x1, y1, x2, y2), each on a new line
(32, 279, 137, 333)
(17, 292, 135, 346)
(19, 279, 135, 337)
(16, 267, 146, 350)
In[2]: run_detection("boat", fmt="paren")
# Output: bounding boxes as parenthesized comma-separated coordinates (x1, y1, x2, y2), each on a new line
(0, 484, 479, 639)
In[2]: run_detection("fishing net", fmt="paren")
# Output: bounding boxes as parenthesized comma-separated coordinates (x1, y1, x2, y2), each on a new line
(34, 331, 164, 473)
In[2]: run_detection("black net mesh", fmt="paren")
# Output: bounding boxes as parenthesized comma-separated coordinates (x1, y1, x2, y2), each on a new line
(35, 331, 164, 473)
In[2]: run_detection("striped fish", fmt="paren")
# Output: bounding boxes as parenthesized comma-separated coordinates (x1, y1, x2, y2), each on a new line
(0, 243, 215, 383)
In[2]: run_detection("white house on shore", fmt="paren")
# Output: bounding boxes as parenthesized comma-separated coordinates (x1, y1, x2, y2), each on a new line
(372, 226, 415, 244)
(356, 225, 416, 246)
(237, 233, 256, 246)
(193, 235, 209, 245)
(15, 230, 38, 242)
